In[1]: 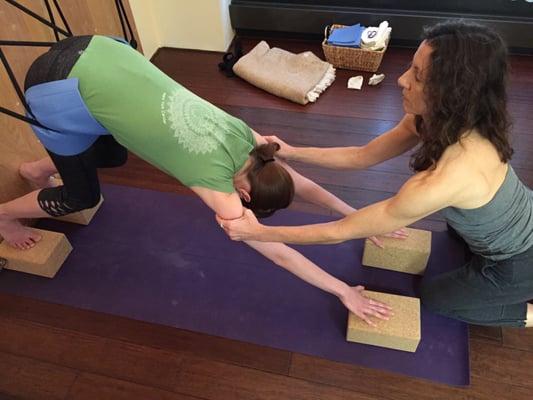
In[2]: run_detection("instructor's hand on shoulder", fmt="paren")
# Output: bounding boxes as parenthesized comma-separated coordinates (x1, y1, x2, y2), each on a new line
(216, 209, 262, 241)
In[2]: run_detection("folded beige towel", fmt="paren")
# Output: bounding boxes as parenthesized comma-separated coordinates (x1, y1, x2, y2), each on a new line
(232, 41, 335, 105)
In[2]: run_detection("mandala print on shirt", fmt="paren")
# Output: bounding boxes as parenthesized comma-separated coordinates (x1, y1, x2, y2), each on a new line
(162, 88, 228, 154)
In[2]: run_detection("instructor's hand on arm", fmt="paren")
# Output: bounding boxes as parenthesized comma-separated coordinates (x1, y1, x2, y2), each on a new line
(217, 208, 410, 248)
(217, 209, 262, 241)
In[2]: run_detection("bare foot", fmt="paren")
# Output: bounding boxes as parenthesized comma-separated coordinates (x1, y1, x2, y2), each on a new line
(19, 162, 58, 189)
(0, 215, 42, 250)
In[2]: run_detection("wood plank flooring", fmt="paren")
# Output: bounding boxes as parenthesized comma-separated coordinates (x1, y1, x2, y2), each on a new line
(0, 36, 532, 399)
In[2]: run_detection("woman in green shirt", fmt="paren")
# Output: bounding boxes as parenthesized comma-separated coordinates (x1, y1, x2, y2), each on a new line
(0, 35, 404, 325)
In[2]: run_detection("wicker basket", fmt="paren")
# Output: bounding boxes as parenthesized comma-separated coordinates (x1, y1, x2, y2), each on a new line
(322, 24, 389, 72)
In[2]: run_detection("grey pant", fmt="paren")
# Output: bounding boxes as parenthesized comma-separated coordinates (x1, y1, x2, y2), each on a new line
(420, 243, 533, 327)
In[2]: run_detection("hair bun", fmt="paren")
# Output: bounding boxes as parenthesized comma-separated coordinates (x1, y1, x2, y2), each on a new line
(263, 142, 280, 159)
(252, 142, 280, 163)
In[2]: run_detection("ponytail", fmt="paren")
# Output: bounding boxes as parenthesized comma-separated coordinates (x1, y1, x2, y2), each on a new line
(244, 143, 294, 218)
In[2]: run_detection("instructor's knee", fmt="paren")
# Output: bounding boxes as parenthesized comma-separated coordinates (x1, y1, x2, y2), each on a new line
(419, 280, 446, 313)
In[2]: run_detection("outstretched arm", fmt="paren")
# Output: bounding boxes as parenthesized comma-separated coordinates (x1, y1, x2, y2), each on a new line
(253, 131, 408, 245)
(192, 185, 391, 325)
(281, 160, 355, 216)
(254, 130, 354, 216)
(266, 114, 420, 170)
(246, 239, 391, 326)
(219, 167, 461, 245)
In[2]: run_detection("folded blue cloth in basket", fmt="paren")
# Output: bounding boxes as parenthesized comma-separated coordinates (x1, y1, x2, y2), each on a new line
(327, 24, 365, 47)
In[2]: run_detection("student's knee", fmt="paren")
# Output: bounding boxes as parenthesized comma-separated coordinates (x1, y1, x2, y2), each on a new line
(93, 136, 128, 168)
(110, 148, 128, 167)
(38, 187, 100, 217)
(98, 146, 127, 168)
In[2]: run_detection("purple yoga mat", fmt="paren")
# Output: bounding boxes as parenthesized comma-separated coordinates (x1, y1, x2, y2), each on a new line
(0, 184, 469, 385)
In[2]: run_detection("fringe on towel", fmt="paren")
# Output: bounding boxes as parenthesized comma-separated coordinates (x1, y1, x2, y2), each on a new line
(306, 65, 336, 103)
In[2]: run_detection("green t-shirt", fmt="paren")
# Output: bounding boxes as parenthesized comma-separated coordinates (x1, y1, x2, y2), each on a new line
(68, 35, 255, 193)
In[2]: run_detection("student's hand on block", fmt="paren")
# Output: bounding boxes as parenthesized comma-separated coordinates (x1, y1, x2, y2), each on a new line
(264, 135, 294, 159)
(340, 285, 393, 327)
(217, 209, 261, 241)
(368, 227, 409, 249)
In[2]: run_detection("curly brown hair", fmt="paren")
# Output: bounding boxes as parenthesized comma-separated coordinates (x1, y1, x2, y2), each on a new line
(410, 20, 513, 172)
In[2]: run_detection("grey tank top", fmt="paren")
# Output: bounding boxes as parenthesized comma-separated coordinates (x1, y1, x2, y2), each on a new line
(441, 166, 533, 260)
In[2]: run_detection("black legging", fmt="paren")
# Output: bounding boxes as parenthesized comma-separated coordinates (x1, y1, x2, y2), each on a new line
(25, 35, 128, 217)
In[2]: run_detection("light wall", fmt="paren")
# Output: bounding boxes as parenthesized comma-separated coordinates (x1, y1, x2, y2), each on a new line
(128, 0, 234, 59)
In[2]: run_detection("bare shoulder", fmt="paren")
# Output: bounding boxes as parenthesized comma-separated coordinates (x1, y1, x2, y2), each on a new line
(401, 168, 453, 200)
(391, 132, 504, 213)
(433, 138, 503, 207)
(397, 157, 467, 208)
(384, 169, 456, 221)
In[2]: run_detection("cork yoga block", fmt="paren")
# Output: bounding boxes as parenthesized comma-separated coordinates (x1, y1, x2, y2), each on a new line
(362, 228, 431, 275)
(0, 229, 72, 278)
(347, 291, 421, 352)
(50, 196, 104, 226)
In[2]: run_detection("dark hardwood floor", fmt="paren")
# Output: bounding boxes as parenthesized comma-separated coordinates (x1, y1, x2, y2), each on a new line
(1, 37, 532, 399)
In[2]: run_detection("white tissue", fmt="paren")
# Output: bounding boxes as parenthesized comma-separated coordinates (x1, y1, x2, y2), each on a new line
(368, 73, 385, 86)
(347, 76, 363, 90)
